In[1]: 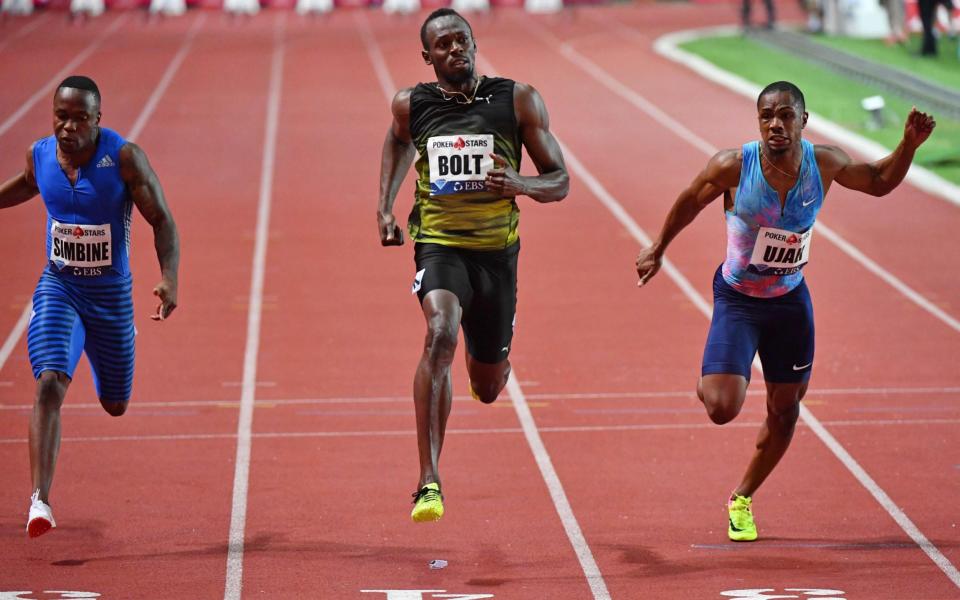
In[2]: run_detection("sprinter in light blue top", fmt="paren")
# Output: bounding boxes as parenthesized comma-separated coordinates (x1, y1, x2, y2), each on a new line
(636, 81, 936, 542)
(0, 76, 180, 538)
(722, 138, 823, 299)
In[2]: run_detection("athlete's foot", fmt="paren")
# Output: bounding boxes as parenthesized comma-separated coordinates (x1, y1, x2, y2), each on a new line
(411, 482, 444, 522)
(727, 493, 757, 542)
(27, 489, 56, 538)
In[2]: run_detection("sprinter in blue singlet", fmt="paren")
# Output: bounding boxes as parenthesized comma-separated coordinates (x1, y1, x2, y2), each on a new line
(635, 81, 936, 542)
(0, 76, 180, 538)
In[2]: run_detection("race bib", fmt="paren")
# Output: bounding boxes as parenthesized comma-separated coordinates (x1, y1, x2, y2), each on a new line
(427, 134, 494, 197)
(748, 226, 812, 276)
(50, 220, 112, 270)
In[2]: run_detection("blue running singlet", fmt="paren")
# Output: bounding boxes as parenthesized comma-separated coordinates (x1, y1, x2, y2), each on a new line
(33, 127, 133, 282)
(721, 139, 824, 299)
(27, 128, 136, 402)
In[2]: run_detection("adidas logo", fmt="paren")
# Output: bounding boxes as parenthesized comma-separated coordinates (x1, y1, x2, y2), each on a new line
(96, 155, 115, 168)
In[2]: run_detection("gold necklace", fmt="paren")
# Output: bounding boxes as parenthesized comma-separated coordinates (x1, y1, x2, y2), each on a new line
(436, 77, 483, 105)
(759, 146, 800, 179)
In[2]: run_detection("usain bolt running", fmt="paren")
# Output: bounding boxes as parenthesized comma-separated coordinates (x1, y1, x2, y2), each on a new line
(377, 8, 568, 522)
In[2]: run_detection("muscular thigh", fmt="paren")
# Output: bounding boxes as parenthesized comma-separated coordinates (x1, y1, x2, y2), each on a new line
(413, 242, 473, 311)
(461, 242, 519, 365)
(702, 268, 761, 381)
(75, 276, 136, 402)
(27, 272, 85, 380)
(757, 279, 815, 384)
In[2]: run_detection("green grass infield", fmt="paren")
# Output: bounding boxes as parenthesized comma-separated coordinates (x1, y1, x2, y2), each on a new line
(679, 34, 960, 185)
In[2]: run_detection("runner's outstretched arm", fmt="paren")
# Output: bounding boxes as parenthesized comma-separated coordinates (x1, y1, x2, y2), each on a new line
(636, 149, 740, 286)
(0, 145, 39, 209)
(818, 108, 936, 197)
(485, 83, 568, 203)
(378, 88, 417, 246)
(121, 142, 179, 321)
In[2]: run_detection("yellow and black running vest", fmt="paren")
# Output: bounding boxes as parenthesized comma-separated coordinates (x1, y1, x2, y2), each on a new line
(409, 77, 522, 250)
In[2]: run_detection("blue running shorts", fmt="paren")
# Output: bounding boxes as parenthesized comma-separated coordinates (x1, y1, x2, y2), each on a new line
(702, 266, 815, 383)
(27, 269, 135, 402)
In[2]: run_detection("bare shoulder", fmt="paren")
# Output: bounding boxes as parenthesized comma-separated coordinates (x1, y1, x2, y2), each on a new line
(25, 140, 42, 163)
(119, 142, 155, 181)
(512, 81, 543, 107)
(814, 144, 845, 160)
(119, 141, 149, 168)
(711, 148, 741, 169)
(23, 142, 38, 182)
(512, 81, 537, 97)
(814, 143, 851, 174)
(705, 148, 742, 186)
(512, 81, 548, 126)
(119, 141, 146, 161)
(391, 87, 414, 119)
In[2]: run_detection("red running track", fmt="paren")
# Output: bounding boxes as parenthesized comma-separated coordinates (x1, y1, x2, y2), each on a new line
(0, 5, 958, 599)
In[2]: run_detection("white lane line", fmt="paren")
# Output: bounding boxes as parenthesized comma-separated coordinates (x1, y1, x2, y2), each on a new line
(0, 303, 32, 375)
(355, 11, 398, 101)
(0, 14, 203, 378)
(0, 301, 33, 372)
(0, 416, 956, 445)
(816, 224, 960, 333)
(532, 21, 960, 589)
(128, 12, 207, 143)
(507, 373, 612, 600)
(0, 12, 50, 54)
(801, 412, 960, 587)
(2, 385, 957, 411)
(560, 137, 716, 319)
(356, 15, 610, 599)
(479, 51, 612, 600)
(652, 26, 960, 208)
(223, 13, 285, 600)
(0, 12, 129, 140)
(539, 24, 960, 335)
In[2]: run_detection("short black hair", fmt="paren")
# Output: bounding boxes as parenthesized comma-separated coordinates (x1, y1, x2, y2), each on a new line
(56, 75, 101, 106)
(420, 8, 473, 51)
(757, 81, 805, 113)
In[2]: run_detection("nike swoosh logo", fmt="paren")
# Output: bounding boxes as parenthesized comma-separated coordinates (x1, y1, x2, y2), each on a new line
(793, 362, 813, 371)
(729, 519, 743, 532)
(802, 198, 816, 207)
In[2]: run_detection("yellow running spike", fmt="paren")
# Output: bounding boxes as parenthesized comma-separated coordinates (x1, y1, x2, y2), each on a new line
(411, 482, 444, 523)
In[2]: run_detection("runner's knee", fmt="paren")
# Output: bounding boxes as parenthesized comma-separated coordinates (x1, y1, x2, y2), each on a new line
(424, 314, 458, 364)
(35, 371, 68, 410)
(767, 383, 806, 422)
(705, 401, 741, 425)
(100, 399, 128, 417)
(471, 382, 499, 404)
(470, 366, 509, 404)
(767, 399, 800, 431)
(701, 386, 743, 424)
(699, 375, 747, 424)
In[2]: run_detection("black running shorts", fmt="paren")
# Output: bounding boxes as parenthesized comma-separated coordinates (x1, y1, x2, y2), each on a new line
(412, 241, 519, 364)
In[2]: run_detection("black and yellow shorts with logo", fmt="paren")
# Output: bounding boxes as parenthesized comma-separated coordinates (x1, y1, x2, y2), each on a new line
(412, 240, 519, 364)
